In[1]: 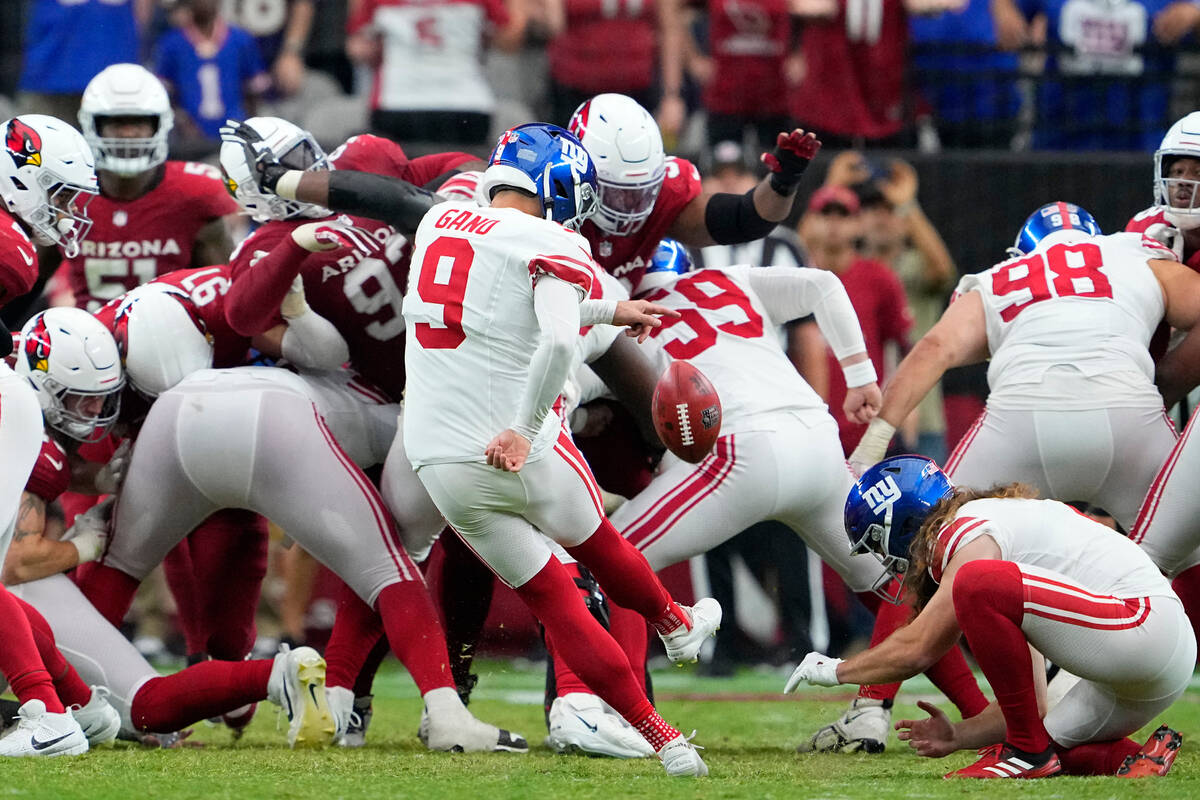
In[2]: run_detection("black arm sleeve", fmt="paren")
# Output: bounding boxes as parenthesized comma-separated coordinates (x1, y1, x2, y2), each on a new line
(703, 188, 779, 245)
(326, 170, 439, 236)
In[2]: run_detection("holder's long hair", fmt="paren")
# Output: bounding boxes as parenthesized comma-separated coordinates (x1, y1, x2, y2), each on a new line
(902, 482, 1040, 609)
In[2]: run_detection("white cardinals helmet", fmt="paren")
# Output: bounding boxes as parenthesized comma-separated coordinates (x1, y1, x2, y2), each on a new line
(568, 94, 665, 236)
(0, 115, 98, 257)
(1155, 111, 1200, 231)
(219, 116, 330, 222)
(79, 63, 174, 177)
(111, 284, 214, 397)
(17, 307, 124, 442)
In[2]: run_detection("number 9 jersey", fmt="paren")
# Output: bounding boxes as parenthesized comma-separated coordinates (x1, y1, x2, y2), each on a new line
(955, 230, 1174, 410)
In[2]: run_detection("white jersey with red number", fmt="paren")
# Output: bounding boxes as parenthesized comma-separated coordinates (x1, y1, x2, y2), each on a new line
(932, 497, 1174, 599)
(956, 231, 1173, 410)
(641, 265, 827, 432)
(402, 202, 600, 467)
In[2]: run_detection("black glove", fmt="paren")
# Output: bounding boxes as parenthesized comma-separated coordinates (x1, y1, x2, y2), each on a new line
(219, 120, 289, 193)
(761, 129, 822, 196)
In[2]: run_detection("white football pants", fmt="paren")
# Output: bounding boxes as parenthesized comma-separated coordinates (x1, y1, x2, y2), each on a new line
(0, 365, 43, 563)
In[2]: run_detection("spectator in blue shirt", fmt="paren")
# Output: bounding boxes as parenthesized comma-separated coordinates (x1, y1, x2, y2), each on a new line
(18, 0, 145, 122)
(910, 0, 1023, 148)
(995, 0, 1200, 149)
(155, 0, 269, 152)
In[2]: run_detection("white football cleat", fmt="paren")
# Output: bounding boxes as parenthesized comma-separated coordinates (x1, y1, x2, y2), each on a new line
(658, 598, 722, 664)
(546, 693, 654, 758)
(70, 686, 121, 746)
(267, 645, 336, 748)
(798, 697, 891, 754)
(418, 688, 528, 753)
(0, 700, 88, 757)
(657, 732, 708, 777)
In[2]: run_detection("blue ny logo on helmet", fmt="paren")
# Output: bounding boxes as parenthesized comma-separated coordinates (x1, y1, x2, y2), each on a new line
(844, 455, 953, 604)
(1011, 201, 1102, 256)
(481, 123, 598, 231)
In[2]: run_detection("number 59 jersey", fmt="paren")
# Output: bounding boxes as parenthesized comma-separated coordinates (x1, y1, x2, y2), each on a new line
(402, 202, 600, 468)
(956, 231, 1173, 410)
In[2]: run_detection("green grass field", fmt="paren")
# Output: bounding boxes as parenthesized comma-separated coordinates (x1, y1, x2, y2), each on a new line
(7, 660, 1197, 799)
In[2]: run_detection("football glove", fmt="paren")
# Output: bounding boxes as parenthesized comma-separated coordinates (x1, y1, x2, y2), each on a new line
(219, 120, 288, 194)
(64, 496, 116, 565)
(761, 130, 822, 196)
(785, 651, 844, 691)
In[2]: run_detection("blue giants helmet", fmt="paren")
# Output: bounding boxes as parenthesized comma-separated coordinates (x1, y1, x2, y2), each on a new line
(480, 123, 598, 231)
(844, 455, 954, 603)
(632, 238, 692, 296)
(1011, 201, 1102, 256)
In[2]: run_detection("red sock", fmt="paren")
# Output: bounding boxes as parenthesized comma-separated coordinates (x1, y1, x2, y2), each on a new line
(517, 559, 652, 723)
(0, 586, 62, 712)
(856, 592, 907, 702)
(952, 560, 1049, 754)
(15, 596, 91, 707)
(1171, 565, 1200, 663)
(565, 520, 684, 634)
(130, 659, 272, 732)
(924, 645, 989, 718)
(325, 585, 386, 690)
(190, 510, 268, 660)
(74, 563, 140, 628)
(437, 529, 495, 687)
(609, 602, 649, 693)
(548, 563, 598, 697)
(375, 581, 455, 695)
(162, 539, 205, 656)
(627, 703, 682, 752)
(1054, 738, 1140, 775)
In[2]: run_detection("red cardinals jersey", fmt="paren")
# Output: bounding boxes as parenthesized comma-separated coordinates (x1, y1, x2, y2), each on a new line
(24, 433, 70, 504)
(94, 265, 251, 370)
(61, 161, 237, 312)
(704, 0, 790, 117)
(0, 208, 39, 307)
(329, 134, 477, 186)
(229, 217, 409, 400)
(583, 156, 703, 291)
(548, 0, 657, 92)
(825, 258, 912, 454)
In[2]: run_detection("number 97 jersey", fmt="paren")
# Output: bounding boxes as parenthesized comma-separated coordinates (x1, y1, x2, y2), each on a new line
(956, 230, 1173, 409)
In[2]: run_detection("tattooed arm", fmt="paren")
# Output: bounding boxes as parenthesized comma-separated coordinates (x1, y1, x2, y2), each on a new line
(1, 492, 85, 585)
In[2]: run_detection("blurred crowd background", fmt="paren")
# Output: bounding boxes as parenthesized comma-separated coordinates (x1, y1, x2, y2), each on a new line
(1, 0, 1195, 675)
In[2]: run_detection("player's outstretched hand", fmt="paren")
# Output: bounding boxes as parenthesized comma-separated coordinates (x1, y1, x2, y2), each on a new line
(63, 496, 116, 564)
(219, 119, 288, 193)
(895, 700, 958, 758)
(485, 429, 532, 472)
(614, 299, 681, 343)
(843, 382, 882, 426)
(784, 651, 844, 692)
(761, 129, 822, 195)
(291, 221, 358, 253)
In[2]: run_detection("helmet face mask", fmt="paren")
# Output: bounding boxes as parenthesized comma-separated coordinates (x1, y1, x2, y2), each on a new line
(1, 115, 99, 258)
(568, 94, 666, 236)
(18, 308, 124, 442)
(481, 123, 599, 231)
(79, 64, 174, 178)
(1154, 112, 1200, 231)
(219, 117, 330, 222)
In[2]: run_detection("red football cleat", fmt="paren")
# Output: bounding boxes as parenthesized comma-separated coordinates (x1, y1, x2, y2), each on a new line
(945, 744, 1062, 779)
(1117, 725, 1182, 778)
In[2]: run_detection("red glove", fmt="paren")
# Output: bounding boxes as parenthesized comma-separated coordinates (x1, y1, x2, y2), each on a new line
(761, 129, 822, 195)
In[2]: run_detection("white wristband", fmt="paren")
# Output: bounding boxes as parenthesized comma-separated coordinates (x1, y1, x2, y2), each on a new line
(275, 170, 304, 200)
(70, 531, 103, 565)
(842, 359, 878, 388)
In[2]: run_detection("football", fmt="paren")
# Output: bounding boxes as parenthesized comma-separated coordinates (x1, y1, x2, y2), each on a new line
(652, 361, 722, 463)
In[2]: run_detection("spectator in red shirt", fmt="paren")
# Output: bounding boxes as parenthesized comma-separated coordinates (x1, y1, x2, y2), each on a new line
(800, 182, 913, 453)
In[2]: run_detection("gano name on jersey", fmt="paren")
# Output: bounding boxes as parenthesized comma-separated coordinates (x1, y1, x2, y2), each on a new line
(62, 161, 237, 311)
(402, 202, 600, 467)
(955, 231, 1174, 410)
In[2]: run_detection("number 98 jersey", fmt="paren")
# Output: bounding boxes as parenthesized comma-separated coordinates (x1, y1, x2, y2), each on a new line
(956, 231, 1173, 410)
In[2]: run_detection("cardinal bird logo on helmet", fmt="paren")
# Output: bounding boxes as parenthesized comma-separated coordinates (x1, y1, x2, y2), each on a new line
(23, 316, 50, 373)
(5, 119, 43, 170)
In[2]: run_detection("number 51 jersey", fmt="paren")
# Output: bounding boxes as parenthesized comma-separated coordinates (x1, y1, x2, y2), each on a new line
(402, 202, 600, 468)
(955, 230, 1174, 410)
